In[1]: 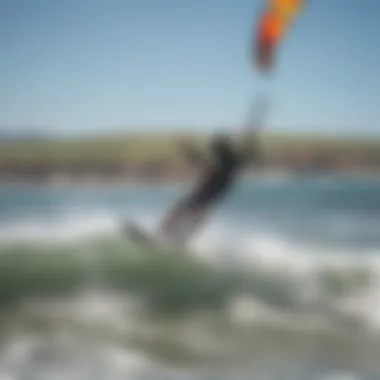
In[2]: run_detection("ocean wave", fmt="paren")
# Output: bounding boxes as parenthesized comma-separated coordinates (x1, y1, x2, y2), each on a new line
(1, 235, 380, 376)
(0, 233, 378, 331)
(2, 181, 380, 377)
(2, 291, 380, 377)
(0, 208, 380, 331)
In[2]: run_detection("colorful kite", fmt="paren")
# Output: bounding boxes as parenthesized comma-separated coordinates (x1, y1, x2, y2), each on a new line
(254, 0, 304, 72)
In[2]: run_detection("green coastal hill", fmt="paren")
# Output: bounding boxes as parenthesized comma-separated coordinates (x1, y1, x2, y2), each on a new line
(1, 131, 380, 180)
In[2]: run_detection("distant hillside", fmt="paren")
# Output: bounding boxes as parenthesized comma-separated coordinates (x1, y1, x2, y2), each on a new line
(0, 131, 380, 182)
(0, 130, 54, 142)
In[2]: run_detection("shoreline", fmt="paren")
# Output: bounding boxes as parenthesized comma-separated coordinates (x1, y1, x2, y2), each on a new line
(1, 169, 380, 188)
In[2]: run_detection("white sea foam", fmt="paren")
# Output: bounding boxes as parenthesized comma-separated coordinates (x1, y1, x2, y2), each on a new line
(1, 209, 380, 332)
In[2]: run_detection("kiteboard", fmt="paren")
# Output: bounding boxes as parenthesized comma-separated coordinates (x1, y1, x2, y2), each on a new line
(123, 220, 183, 251)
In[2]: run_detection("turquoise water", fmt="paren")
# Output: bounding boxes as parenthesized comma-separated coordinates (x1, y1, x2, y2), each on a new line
(1, 175, 380, 379)
(2, 176, 380, 249)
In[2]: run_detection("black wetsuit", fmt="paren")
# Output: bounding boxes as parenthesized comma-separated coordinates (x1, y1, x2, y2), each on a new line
(158, 135, 259, 240)
(182, 143, 245, 210)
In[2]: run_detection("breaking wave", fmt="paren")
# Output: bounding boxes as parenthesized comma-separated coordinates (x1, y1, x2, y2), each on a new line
(1, 204, 380, 378)
(0, 211, 380, 331)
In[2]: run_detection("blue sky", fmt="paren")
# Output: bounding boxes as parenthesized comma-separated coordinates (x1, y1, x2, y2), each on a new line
(0, 0, 379, 135)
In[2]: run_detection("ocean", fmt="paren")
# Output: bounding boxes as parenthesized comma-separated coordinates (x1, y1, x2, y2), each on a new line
(1, 175, 380, 380)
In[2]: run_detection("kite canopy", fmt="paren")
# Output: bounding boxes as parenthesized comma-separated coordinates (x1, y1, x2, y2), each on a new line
(254, 0, 304, 72)
(269, 0, 303, 20)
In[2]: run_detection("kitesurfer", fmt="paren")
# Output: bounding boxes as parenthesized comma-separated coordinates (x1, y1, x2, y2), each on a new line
(158, 131, 261, 244)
